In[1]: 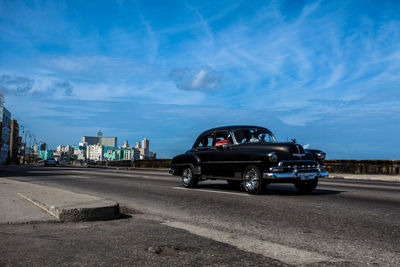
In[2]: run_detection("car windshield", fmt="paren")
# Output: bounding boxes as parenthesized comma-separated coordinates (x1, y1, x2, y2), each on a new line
(233, 128, 277, 144)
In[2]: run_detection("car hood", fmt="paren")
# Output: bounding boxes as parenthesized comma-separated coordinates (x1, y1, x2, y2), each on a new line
(234, 142, 315, 160)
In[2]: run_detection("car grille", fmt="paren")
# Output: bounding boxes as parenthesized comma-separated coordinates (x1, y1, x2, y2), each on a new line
(274, 160, 320, 172)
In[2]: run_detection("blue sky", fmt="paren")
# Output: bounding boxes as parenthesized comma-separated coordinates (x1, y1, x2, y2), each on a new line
(1, 0, 399, 159)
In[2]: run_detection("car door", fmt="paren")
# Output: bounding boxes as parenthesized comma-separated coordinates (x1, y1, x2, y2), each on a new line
(210, 130, 236, 177)
(192, 133, 214, 176)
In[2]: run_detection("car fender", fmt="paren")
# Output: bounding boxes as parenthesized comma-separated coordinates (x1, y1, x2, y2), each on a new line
(305, 149, 326, 164)
(171, 152, 201, 176)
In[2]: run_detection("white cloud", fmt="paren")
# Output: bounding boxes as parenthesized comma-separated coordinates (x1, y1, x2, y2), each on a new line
(169, 65, 222, 91)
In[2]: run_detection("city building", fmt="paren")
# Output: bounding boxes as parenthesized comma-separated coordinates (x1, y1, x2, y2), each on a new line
(34, 142, 46, 152)
(73, 144, 87, 160)
(103, 146, 121, 161)
(136, 138, 155, 159)
(122, 140, 129, 148)
(38, 150, 53, 160)
(0, 96, 11, 164)
(142, 138, 149, 156)
(86, 144, 104, 161)
(82, 131, 117, 147)
(55, 145, 74, 161)
(9, 120, 20, 164)
(135, 141, 140, 149)
(0, 121, 2, 153)
(84, 144, 141, 162)
(57, 145, 74, 154)
(122, 147, 140, 161)
(61, 136, 156, 162)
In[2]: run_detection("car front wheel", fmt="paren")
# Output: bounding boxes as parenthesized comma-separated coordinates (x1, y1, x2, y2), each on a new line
(295, 178, 318, 194)
(181, 167, 198, 188)
(243, 165, 266, 195)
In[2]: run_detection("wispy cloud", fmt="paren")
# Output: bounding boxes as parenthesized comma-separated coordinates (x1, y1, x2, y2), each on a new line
(0, 74, 34, 95)
(0, 74, 75, 98)
(169, 65, 222, 91)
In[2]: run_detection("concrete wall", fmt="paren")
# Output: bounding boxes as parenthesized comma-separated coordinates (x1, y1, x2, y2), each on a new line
(91, 159, 400, 175)
(324, 160, 400, 175)
(93, 159, 171, 168)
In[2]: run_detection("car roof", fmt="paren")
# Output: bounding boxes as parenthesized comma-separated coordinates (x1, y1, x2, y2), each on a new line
(200, 125, 270, 134)
(193, 125, 274, 148)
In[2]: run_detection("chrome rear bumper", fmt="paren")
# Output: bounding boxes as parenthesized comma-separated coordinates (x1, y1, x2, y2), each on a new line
(263, 171, 329, 180)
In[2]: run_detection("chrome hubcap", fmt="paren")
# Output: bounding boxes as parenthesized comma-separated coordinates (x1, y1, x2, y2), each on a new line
(244, 169, 259, 190)
(182, 168, 192, 185)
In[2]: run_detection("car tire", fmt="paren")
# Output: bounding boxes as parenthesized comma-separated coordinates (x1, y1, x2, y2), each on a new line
(227, 180, 242, 187)
(295, 178, 318, 194)
(243, 165, 266, 195)
(181, 166, 198, 188)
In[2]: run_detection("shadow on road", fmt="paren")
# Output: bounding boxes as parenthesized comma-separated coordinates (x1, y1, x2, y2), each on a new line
(196, 183, 342, 196)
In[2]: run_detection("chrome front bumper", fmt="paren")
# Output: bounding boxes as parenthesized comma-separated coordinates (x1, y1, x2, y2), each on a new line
(263, 171, 329, 180)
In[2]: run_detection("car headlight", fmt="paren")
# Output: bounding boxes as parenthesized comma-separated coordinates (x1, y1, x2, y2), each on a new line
(317, 152, 326, 160)
(268, 152, 278, 162)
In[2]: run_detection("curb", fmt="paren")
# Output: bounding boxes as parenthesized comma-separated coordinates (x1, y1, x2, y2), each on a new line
(17, 193, 120, 222)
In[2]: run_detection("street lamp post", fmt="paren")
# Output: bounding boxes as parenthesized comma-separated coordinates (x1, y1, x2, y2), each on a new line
(19, 125, 25, 165)
(24, 130, 29, 164)
(32, 134, 36, 163)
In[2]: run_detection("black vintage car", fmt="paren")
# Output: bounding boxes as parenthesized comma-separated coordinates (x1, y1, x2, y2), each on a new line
(169, 125, 329, 194)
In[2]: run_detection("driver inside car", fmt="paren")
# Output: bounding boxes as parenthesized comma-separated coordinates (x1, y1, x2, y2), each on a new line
(216, 138, 228, 146)
(215, 135, 232, 146)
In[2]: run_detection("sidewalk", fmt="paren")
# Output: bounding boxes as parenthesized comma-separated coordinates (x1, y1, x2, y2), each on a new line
(0, 179, 55, 224)
(0, 178, 119, 224)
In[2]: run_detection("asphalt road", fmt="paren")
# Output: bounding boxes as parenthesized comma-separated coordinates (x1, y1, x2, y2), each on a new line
(1, 166, 399, 266)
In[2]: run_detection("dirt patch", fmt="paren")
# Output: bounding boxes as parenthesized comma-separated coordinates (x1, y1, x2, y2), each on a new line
(147, 245, 195, 256)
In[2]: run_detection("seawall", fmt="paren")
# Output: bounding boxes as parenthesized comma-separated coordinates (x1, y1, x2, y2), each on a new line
(93, 159, 400, 175)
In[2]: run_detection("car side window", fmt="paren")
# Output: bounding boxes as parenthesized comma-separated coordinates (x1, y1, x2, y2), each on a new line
(214, 131, 233, 145)
(196, 134, 214, 147)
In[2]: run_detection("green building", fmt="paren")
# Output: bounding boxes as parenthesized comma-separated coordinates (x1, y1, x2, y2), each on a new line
(122, 147, 140, 161)
(103, 146, 122, 161)
(38, 150, 53, 160)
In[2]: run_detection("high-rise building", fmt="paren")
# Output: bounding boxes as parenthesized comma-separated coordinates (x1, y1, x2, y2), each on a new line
(0, 122, 2, 152)
(0, 96, 11, 164)
(123, 140, 129, 148)
(142, 138, 149, 150)
(9, 120, 19, 164)
(137, 138, 154, 160)
(82, 131, 117, 147)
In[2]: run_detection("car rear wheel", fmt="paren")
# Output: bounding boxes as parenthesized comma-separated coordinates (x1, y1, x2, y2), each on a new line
(181, 167, 198, 188)
(227, 179, 242, 187)
(295, 178, 318, 194)
(243, 165, 266, 195)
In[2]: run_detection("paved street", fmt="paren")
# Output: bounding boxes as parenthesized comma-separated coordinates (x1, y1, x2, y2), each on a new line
(1, 166, 399, 266)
